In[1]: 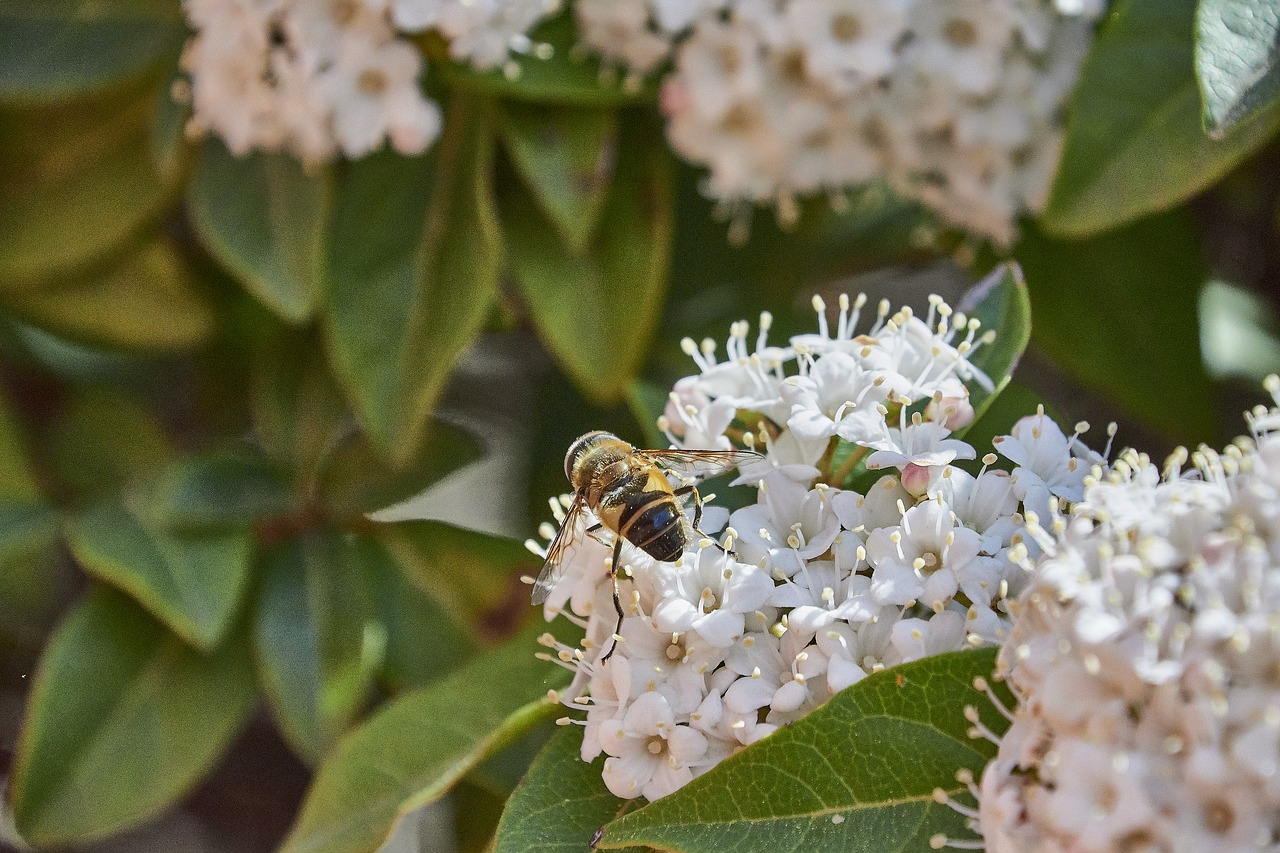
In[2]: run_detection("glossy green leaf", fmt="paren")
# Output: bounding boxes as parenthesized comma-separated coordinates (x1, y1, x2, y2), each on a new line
(317, 419, 483, 519)
(500, 103, 618, 252)
(363, 536, 477, 692)
(1017, 208, 1214, 442)
(378, 520, 539, 621)
(251, 331, 350, 483)
(425, 11, 653, 107)
(1, 232, 218, 351)
(0, 387, 41, 501)
(279, 620, 574, 853)
(1195, 0, 1280, 133)
(152, 451, 295, 530)
(505, 116, 674, 404)
(0, 502, 63, 647)
(0, 83, 182, 285)
(47, 390, 175, 503)
(323, 93, 501, 464)
(0, 0, 185, 102)
(255, 534, 383, 765)
(495, 726, 646, 853)
(189, 138, 332, 323)
(955, 262, 1033, 430)
(66, 499, 252, 649)
(1043, 0, 1280, 237)
(599, 649, 1003, 853)
(10, 587, 255, 847)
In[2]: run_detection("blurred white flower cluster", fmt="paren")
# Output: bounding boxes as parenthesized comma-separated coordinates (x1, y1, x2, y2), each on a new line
(179, 0, 558, 162)
(955, 378, 1280, 851)
(575, 0, 1103, 244)
(533, 285, 1099, 801)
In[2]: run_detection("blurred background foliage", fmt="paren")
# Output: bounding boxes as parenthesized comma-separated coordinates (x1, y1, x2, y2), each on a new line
(1, 0, 1279, 851)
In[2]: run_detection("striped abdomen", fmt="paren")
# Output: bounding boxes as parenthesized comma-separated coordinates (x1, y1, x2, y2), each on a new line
(616, 491, 685, 562)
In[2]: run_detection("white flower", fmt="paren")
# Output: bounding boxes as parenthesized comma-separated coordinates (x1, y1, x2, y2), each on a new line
(650, 547, 774, 647)
(994, 410, 1096, 521)
(784, 0, 908, 90)
(865, 499, 984, 609)
(600, 691, 710, 800)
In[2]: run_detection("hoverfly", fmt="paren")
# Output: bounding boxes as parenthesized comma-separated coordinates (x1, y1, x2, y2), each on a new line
(531, 431, 762, 663)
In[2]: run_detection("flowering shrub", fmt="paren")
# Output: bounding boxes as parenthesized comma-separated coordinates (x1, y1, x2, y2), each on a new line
(951, 378, 1280, 851)
(532, 275, 1107, 801)
(2, 1, 1280, 852)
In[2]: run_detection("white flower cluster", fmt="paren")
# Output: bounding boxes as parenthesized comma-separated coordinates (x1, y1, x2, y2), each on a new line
(575, 0, 1102, 244)
(533, 286, 1098, 801)
(952, 378, 1280, 852)
(179, 0, 558, 162)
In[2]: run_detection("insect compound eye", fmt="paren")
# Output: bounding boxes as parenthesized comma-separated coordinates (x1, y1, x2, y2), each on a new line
(564, 430, 610, 483)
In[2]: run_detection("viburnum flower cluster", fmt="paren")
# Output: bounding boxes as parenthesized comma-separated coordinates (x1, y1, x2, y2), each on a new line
(531, 284, 1100, 801)
(575, 0, 1104, 244)
(178, 0, 559, 162)
(948, 378, 1280, 852)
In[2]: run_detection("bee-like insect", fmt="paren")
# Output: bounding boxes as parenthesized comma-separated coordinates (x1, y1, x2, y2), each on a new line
(531, 430, 762, 662)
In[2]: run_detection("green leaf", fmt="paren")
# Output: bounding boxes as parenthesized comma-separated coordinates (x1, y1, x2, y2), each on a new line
(0, 387, 41, 501)
(425, 10, 653, 107)
(1195, 0, 1280, 133)
(47, 390, 175, 503)
(317, 419, 483, 519)
(0, 0, 185, 103)
(1043, 0, 1280, 237)
(377, 520, 539, 622)
(10, 586, 255, 847)
(495, 726, 646, 853)
(499, 102, 618, 252)
(955, 262, 1033, 430)
(600, 649, 1003, 853)
(0, 502, 63, 647)
(323, 93, 501, 464)
(1017, 208, 1214, 442)
(255, 534, 383, 765)
(189, 138, 332, 323)
(505, 114, 674, 404)
(626, 379, 671, 450)
(66, 499, 252, 649)
(0, 83, 183, 285)
(1, 231, 218, 351)
(251, 332, 350, 482)
(279, 620, 574, 853)
(152, 451, 295, 530)
(362, 536, 477, 693)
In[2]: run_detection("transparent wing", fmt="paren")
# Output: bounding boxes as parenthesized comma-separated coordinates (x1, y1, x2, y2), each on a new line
(530, 494, 588, 605)
(639, 447, 764, 480)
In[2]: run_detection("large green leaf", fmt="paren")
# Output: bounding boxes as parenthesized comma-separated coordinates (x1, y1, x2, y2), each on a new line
(46, 390, 175, 503)
(1016, 208, 1214, 442)
(362, 535, 477, 692)
(151, 450, 295, 530)
(494, 726, 646, 853)
(0, 231, 218, 351)
(254, 534, 383, 765)
(0, 502, 62, 647)
(424, 10, 653, 106)
(504, 115, 674, 404)
(10, 587, 255, 847)
(189, 138, 332, 323)
(0, 386, 41, 501)
(317, 419, 483, 519)
(323, 93, 501, 465)
(0, 0, 185, 102)
(1195, 0, 1280, 133)
(955, 262, 1033, 431)
(279, 620, 575, 853)
(251, 331, 350, 482)
(1043, 0, 1280, 237)
(599, 649, 1003, 853)
(0, 82, 182, 286)
(66, 499, 252, 649)
(377, 520, 538, 622)
(499, 102, 619, 252)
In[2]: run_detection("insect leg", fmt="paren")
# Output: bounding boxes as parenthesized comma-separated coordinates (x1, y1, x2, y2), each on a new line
(674, 484, 737, 558)
(585, 522, 607, 546)
(599, 536, 625, 664)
